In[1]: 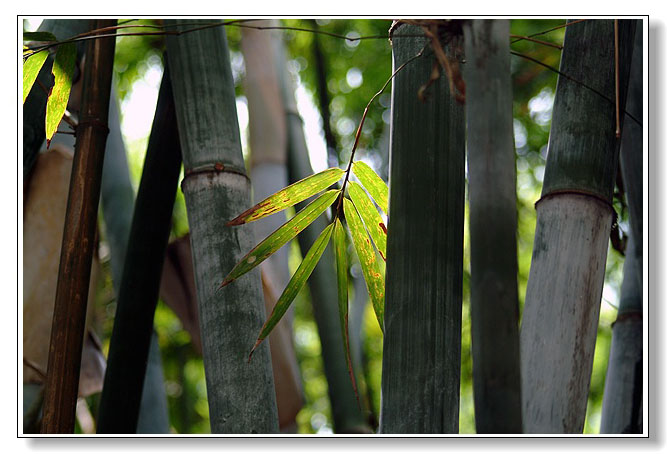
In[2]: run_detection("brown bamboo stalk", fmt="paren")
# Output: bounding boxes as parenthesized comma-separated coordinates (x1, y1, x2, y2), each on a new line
(41, 19, 117, 434)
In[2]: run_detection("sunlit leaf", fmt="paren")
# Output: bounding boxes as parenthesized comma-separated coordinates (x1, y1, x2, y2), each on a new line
(23, 50, 49, 104)
(23, 31, 57, 42)
(221, 189, 339, 287)
(45, 42, 76, 143)
(343, 197, 384, 332)
(352, 161, 388, 214)
(227, 167, 344, 226)
(348, 181, 387, 261)
(249, 223, 335, 360)
(333, 218, 358, 397)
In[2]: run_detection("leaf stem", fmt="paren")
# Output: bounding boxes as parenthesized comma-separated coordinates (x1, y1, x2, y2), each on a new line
(333, 44, 427, 220)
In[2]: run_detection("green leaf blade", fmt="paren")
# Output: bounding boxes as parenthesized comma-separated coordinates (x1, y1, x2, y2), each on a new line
(249, 223, 335, 360)
(348, 181, 387, 261)
(221, 189, 339, 287)
(22, 50, 49, 104)
(352, 161, 389, 214)
(45, 42, 76, 143)
(343, 197, 384, 332)
(333, 218, 358, 396)
(23, 31, 57, 42)
(227, 167, 344, 226)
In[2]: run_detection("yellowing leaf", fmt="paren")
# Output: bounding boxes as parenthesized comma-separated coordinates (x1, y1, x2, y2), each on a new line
(352, 161, 389, 214)
(227, 167, 344, 226)
(45, 42, 76, 143)
(343, 197, 384, 332)
(249, 223, 335, 360)
(333, 218, 358, 397)
(23, 50, 49, 104)
(221, 189, 339, 287)
(348, 181, 387, 261)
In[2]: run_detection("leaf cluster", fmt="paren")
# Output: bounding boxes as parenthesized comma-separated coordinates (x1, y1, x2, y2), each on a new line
(221, 161, 389, 392)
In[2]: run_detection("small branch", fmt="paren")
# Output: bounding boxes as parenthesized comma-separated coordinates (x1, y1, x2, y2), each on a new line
(334, 44, 427, 219)
(509, 34, 563, 50)
(510, 50, 642, 128)
(510, 19, 588, 45)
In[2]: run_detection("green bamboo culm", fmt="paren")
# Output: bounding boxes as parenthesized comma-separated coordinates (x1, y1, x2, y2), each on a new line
(96, 64, 181, 434)
(600, 20, 643, 434)
(165, 20, 279, 434)
(379, 23, 465, 434)
(463, 19, 522, 434)
(520, 19, 636, 433)
(273, 31, 371, 433)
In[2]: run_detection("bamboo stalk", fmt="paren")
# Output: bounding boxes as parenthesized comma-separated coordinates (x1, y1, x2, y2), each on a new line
(165, 19, 279, 434)
(96, 64, 182, 434)
(601, 20, 643, 434)
(240, 22, 304, 431)
(273, 33, 370, 434)
(463, 19, 522, 434)
(379, 24, 465, 434)
(41, 19, 117, 434)
(520, 19, 636, 434)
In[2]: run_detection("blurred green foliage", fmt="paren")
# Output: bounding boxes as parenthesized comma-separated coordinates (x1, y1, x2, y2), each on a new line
(24, 18, 626, 434)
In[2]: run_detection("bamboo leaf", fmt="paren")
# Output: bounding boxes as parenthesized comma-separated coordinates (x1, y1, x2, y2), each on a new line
(249, 223, 335, 360)
(343, 197, 384, 332)
(227, 167, 344, 226)
(23, 50, 49, 104)
(348, 181, 387, 261)
(352, 161, 389, 214)
(23, 31, 57, 42)
(221, 189, 339, 287)
(45, 42, 76, 143)
(333, 218, 358, 397)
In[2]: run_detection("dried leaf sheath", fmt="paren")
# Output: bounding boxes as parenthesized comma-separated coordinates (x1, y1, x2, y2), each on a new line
(227, 167, 344, 226)
(343, 197, 384, 332)
(221, 189, 339, 287)
(249, 223, 335, 360)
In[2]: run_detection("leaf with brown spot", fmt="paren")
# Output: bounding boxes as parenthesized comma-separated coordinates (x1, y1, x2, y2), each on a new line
(45, 42, 76, 143)
(221, 189, 339, 287)
(227, 167, 344, 226)
(352, 161, 389, 215)
(249, 223, 334, 361)
(348, 181, 387, 261)
(343, 197, 384, 332)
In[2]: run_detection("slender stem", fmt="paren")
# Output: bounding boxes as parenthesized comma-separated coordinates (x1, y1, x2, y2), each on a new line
(510, 50, 642, 127)
(509, 34, 563, 50)
(333, 44, 427, 220)
(510, 19, 588, 44)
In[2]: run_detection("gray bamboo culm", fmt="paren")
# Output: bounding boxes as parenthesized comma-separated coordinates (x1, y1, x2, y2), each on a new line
(463, 19, 522, 434)
(165, 20, 279, 434)
(379, 24, 465, 434)
(520, 19, 637, 434)
(273, 32, 370, 433)
(600, 20, 643, 434)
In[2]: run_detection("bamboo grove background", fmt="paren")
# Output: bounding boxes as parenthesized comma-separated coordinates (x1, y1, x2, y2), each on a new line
(21, 18, 642, 434)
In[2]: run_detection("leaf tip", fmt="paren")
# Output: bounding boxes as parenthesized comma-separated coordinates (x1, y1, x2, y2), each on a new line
(248, 338, 263, 363)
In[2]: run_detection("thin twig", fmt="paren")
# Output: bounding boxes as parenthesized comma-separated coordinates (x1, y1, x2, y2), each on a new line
(509, 34, 563, 50)
(334, 44, 427, 219)
(510, 19, 588, 45)
(510, 50, 642, 128)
